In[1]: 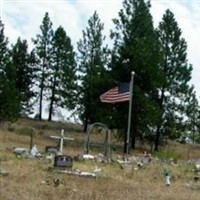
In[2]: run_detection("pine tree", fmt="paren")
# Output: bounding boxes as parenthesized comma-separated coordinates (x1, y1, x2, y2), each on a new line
(77, 11, 110, 131)
(0, 20, 8, 69)
(155, 9, 193, 150)
(185, 90, 200, 143)
(0, 20, 20, 122)
(32, 12, 53, 120)
(0, 20, 8, 100)
(3, 62, 20, 121)
(10, 37, 36, 116)
(110, 0, 162, 150)
(47, 26, 77, 121)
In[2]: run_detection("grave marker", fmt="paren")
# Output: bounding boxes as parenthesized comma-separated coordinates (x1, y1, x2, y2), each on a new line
(54, 155, 73, 169)
(50, 129, 74, 154)
(45, 146, 58, 154)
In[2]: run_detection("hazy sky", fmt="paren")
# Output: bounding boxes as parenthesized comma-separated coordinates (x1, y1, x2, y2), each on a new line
(1, 0, 200, 103)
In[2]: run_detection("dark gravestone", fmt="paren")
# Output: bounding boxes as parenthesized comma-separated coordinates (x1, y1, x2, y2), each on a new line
(54, 155, 73, 169)
(45, 146, 58, 154)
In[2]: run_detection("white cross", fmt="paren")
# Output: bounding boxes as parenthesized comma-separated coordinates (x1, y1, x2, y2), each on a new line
(50, 129, 74, 154)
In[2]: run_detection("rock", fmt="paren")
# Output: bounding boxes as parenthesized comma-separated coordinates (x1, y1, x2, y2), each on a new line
(13, 147, 28, 156)
(195, 164, 200, 170)
(0, 168, 9, 176)
(82, 154, 95, 160)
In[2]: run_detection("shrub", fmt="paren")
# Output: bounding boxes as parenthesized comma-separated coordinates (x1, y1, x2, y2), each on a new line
(154, 150, 181, 163)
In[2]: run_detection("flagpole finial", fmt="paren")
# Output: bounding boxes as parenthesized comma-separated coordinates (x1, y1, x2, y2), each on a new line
(131, 71, 135, 75)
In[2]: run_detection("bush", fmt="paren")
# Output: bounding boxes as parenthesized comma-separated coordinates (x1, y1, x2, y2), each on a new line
(154, 150, 181, 163)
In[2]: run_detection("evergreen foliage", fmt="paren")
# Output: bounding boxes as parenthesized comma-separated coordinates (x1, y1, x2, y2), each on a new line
(155, 9, 194, 150)
(47, 26, 77, 121)
(0, 20, 20, 121)
(10, 37, 37, 116)
(110, 0, 162, 149)
(32, 12, 54, 120)
(77, 11, 110, 131)
(185, 90, 200, 143)
(0, 3, 199, 150)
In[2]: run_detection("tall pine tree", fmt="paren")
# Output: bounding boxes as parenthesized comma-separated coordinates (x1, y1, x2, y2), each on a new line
(185, 89, 200, 143)
(155, 9, 193, 150)
(47, 26, 77, 121)
(110, 0, 162, 150)
(32, 12, 53, 120)
(0, 20, 20, 122)
(10, 37, 36, 116)
(77, 11, 110, 131)
(0, 21, 8, 120)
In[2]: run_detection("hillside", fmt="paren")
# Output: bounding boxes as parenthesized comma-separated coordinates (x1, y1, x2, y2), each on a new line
(0, 118, 200, 200)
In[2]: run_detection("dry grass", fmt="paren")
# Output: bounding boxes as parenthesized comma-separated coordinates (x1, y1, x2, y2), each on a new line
(1, 119, 200, 200)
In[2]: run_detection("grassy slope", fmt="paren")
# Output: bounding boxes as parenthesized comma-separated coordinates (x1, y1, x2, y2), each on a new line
(0, 118, 200, 200)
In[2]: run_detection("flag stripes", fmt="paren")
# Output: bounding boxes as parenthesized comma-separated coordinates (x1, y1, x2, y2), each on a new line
(100, 83, 130, 103)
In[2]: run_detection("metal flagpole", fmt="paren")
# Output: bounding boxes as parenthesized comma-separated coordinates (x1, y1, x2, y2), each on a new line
(126, 71, 135, 159)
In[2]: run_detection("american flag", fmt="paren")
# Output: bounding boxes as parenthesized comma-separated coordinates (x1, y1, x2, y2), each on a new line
(100, 83, 130, 103)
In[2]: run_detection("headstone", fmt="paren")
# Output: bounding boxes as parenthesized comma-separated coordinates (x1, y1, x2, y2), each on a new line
(45, 146, 58, 154)
(54, 155, 73, 169)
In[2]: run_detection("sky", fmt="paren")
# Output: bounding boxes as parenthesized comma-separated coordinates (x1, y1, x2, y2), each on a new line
(0, 0, 200, 119)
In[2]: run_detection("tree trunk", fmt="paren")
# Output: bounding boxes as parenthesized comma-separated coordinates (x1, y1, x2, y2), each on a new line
(131, 132, 136, 150)
(123, 129, 127, 154)
(29, 133, 33, 151)
(154, 126, 161, 151)
(39, 85, 43, 121)
(48, 75, 56, 121)
(39, 63, 45, 121)
(48, 97, 53, 121)
(131, 118, 136, 150)
(154, 82, 165, 151)
(83, 118, 88, 133)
